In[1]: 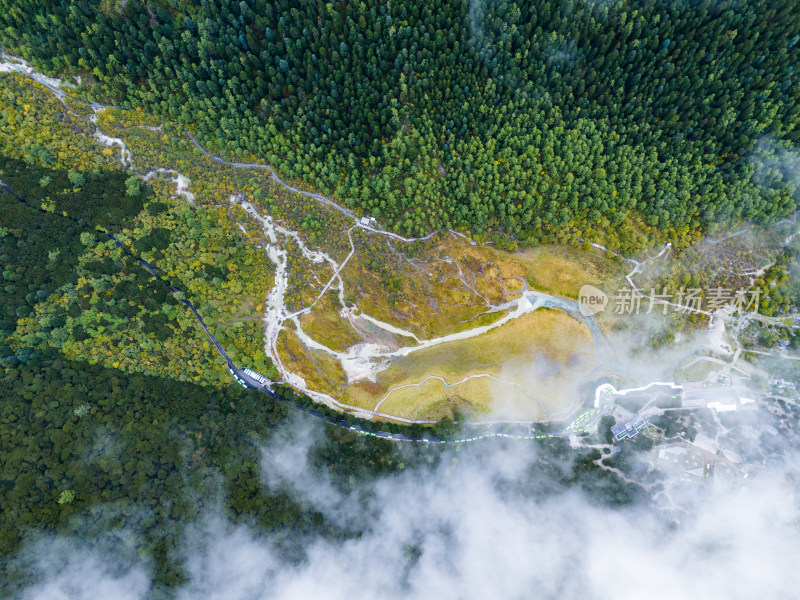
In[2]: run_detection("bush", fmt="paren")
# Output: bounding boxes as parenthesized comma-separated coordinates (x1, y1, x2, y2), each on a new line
(67, 171, 85, 187)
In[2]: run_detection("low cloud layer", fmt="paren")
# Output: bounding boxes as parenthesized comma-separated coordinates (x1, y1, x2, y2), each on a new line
(18, 537, 150, 600)
(14, 413, 800, 600)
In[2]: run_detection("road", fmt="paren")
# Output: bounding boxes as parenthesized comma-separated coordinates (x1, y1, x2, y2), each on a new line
(1, 46, 469, 247)
(2, 49, 619, 393)
(1, 180, 581, 445)
(0, 54, 651, 442)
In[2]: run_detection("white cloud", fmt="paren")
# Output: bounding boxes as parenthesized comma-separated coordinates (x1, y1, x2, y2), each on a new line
(17, 537, 150, 600)
(13, 417, 800, 600)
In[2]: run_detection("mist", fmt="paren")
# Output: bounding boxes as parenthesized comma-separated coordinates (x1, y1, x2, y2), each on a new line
(16, 536, 150, 600)
(12, 406, 800, 600)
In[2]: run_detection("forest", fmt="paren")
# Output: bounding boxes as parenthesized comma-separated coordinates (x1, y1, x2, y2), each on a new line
(0, 155, 284, 383)
(1, 0, 798, 247)
(1, 1, 798, 595)
(3, 153, 645, 597)
(0, 157, 640, 597)
(0, 348, 641, 598)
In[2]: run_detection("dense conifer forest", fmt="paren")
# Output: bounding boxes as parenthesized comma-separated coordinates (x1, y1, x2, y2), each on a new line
(2, 0, 798, 242)
(0, 351, 639, 598)
(2, 2, 799, 596)
(1, 160, 641, 596)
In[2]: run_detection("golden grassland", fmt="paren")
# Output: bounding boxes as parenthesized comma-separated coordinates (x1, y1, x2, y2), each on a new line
(500, 244, 625, 300)
(371, 378, 492, 421)
(298, 292, 362, 352)
(277, 326, 348, 397)
(340, 234, 530, 340)
(333, 308, 597, 421)
(283, 234, 624, 421)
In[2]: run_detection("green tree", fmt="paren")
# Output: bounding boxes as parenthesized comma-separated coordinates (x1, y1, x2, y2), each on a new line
(57, 489, 76, 505)
(67, 171, 85, 187)
(125, 176, 141, 197)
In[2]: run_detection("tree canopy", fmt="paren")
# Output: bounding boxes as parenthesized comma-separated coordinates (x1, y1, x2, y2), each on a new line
(1, 0, 798, 244)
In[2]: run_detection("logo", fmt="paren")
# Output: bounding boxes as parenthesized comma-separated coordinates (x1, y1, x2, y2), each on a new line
(579, 285, 608, 316)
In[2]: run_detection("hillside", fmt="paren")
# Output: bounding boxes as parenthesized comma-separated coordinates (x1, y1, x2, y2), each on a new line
(1, 0, 798, 246)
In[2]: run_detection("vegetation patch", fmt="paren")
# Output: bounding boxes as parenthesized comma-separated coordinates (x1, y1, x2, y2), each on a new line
(338, 308, 597, 420)
(0, 74, 116, 172)
(298, 293, 362, 354)
(507, 244, 626, 300)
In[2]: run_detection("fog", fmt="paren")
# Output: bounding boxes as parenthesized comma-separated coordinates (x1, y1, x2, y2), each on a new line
(18, 536, 150, 600)
(14, 408, 800, 600)
(752, 138, 800, 193)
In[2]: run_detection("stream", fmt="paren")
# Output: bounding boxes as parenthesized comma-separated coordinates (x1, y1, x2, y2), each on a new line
(5, 49, 777, 429)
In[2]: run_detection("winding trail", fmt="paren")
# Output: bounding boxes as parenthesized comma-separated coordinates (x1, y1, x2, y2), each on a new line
(6, 52, 783, 447)
(0, 184, 583, 444)
(0, 49, 616, 429)
(7, 48, 765, 437)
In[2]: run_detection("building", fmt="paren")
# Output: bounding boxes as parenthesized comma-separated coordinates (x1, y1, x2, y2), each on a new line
(611, 415, 648, 441)
(655, 446, 708, 482)
(243, 367, 268, 386)
(682, 380, 755, 412)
